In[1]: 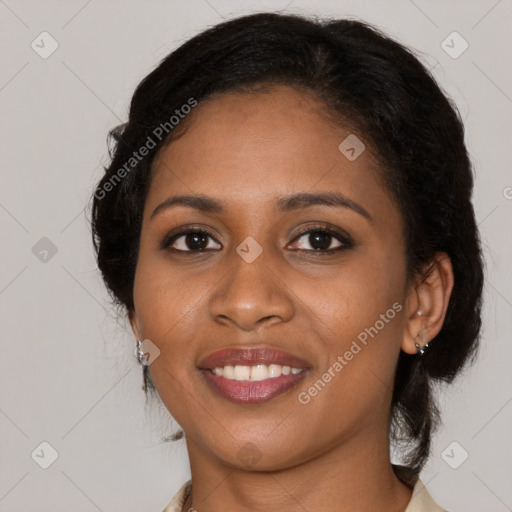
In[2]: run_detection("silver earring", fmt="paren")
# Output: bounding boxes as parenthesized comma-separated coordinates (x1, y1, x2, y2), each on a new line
(135, 340, 150, 366)
(415, 330, 429, 356)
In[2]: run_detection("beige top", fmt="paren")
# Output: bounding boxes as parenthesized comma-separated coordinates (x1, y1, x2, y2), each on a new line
(162, 477, 447, 512)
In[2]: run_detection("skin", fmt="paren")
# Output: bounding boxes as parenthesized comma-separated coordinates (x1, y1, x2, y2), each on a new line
(129, 85, 454, 512)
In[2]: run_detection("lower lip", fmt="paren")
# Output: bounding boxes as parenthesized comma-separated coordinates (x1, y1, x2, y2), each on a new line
(200, 369, 308, 404)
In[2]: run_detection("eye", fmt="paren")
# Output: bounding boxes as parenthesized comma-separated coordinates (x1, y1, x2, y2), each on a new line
(161, 228, 221, 252)
(161, 225, 352, 254)
(288, 227, 352, 253)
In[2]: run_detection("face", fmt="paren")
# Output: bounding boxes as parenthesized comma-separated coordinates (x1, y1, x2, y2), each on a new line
(130, 85, 413, 471)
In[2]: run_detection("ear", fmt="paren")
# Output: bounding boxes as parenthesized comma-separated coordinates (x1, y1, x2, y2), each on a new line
(128, 308, 144, 341)
(401, 252, 454, 355)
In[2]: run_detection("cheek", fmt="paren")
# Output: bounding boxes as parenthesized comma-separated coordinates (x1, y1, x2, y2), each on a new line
(292, 249, 406, 412)
(131, 250, 209, 381)
(132, 258, 211, 425)
(296, 249, 406, 345)
(133, 239, 212, 338)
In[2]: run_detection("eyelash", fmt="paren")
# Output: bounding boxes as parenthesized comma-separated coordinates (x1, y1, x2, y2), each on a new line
(160, 225, 353, 255)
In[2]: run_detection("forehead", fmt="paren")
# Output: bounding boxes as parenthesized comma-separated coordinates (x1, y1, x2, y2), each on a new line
(148, 85, 390, 217)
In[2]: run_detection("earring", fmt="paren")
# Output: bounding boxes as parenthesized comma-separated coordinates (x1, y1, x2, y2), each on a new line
(135, 340, 150, 366)
(134, 340, 148, 391)
(415, 330, 429, 356)
(416, 310, 422, 316)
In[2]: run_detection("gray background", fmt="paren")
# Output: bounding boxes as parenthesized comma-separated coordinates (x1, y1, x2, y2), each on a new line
(0, 1, 511, 511)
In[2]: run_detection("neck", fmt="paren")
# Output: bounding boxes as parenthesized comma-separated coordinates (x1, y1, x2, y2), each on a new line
(183, 428, 413, 512)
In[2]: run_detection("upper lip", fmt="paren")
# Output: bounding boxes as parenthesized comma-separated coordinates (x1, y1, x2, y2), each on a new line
(198, 346, 311, 370)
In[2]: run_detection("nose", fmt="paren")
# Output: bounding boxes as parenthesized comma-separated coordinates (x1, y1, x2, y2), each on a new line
(209, 248, 295, 332)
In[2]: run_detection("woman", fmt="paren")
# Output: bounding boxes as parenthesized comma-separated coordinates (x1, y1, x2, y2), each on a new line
(91, 12, 483, 512)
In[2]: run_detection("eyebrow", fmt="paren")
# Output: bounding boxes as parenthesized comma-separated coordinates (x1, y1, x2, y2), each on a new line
(150, 191, 372, 222)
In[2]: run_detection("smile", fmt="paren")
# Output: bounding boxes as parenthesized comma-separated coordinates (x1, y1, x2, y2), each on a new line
(198, 347, 310, 403)
(211, 364, 303, 380)
(201, 367, 308, 404)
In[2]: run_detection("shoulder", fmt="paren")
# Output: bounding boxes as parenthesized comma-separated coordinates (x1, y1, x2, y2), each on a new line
(162, 477, 448, 512)
(404, 478, 448, 512)
(162, 480, 192, 512)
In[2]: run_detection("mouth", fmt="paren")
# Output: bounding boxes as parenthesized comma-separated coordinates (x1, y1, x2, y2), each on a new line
(198, 346, 310, 404)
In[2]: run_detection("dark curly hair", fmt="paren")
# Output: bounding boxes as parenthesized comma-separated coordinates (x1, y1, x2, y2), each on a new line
(90, 12, 484, 486)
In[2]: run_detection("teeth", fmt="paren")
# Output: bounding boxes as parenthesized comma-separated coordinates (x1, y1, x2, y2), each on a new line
(223, 365, 234, 379)
(250, 364, 268, 381)
(211, 364, 304, 381)
(268, 364, 281, 378)
(233, 365, 250, 381)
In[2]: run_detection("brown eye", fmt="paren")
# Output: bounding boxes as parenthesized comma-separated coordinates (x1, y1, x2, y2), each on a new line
(162, 229, 221, 252)
(288, 228, 352, 253)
